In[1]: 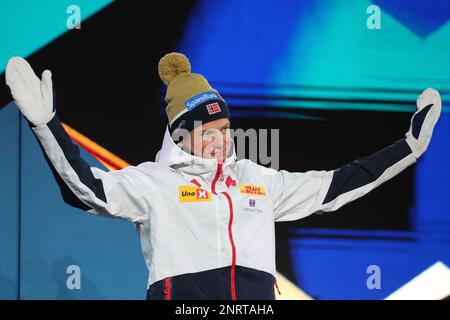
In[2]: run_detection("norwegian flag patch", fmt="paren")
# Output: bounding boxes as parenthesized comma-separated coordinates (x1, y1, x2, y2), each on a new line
(206, 102, 221, 115)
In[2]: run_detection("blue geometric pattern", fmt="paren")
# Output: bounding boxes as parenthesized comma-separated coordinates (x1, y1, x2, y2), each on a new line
(372, 0, 450, 38)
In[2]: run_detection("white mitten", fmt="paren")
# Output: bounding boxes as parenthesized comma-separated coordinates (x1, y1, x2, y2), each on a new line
(5, 56, 55, 127)
(405, 88, 442, 158)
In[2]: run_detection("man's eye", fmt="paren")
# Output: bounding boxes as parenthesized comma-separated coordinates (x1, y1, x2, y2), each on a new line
(201, 127, 229, 138)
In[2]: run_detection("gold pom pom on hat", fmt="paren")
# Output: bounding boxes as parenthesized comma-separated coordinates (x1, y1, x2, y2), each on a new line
(158, 52, 191, 86)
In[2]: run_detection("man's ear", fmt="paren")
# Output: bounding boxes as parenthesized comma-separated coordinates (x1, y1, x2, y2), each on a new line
(177, 141, 193, 155)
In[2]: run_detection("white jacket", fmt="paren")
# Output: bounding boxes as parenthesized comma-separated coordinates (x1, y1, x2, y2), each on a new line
(30, 113, 418, 299)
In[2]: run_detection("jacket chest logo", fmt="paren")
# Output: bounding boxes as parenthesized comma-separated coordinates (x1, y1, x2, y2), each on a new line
(238, 184, 266, 197)
(178, 186, 211, 202)
(243, 198, 263, 214)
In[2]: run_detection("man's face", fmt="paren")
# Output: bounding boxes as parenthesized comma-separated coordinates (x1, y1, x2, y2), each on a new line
(183, 118, 231, 162)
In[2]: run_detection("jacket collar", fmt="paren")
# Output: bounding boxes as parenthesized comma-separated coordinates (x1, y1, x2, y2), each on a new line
(155, 127, 237, 178)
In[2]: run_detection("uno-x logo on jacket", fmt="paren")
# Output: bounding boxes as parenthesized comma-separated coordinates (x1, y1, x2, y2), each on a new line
(238, 184, 266, 197)
(179, 186, 211, 202)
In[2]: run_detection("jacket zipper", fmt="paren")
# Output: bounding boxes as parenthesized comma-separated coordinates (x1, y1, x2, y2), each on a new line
(211, 163, 223, 195)
(211, 163, 237, 300)
(223, 191, 237, 300)
(164, 277, 171, 300)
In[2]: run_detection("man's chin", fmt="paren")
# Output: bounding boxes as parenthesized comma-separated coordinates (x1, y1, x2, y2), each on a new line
(202, 148, 228, 161)
(204, 153, 225, 162)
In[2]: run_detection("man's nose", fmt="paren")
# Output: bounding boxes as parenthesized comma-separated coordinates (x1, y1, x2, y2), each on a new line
(210, 132, 225, 144)
(211, 138, 223, 148)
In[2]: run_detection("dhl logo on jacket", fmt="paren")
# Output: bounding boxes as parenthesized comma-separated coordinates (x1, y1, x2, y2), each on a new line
(238, 184, 266, 197)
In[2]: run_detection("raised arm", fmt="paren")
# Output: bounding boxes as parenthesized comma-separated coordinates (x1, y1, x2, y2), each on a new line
(5, 57, 149, 223)
(266, 88, 441, 222)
